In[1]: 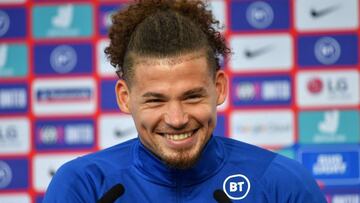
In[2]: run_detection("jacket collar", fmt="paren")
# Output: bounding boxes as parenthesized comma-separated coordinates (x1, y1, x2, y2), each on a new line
(133, 136, 226, 186)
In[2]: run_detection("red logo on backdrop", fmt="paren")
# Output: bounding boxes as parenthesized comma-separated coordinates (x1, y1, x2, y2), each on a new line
(307, 78, 323, 94)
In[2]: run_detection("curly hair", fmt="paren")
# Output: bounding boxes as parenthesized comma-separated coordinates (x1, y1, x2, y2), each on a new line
(104, 0, 230, 85)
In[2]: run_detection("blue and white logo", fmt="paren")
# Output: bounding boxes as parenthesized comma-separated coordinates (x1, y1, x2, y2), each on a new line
(0, 84, 28, 114)
(39, 126, 59, 144)
(232, 75, 291, 107)
(0, 10, 10, 37)
(246, 1, 274, 29)
(35, 119, 94, 150)
(314, 37, 341, 65)
(223, 174, 250, 200)
(299, 146, 360, 186)
(50, 45, 77, 74)
(0, 161, 12, 189)
(0, 44, 8, 69)
(51, 4, 73, 29)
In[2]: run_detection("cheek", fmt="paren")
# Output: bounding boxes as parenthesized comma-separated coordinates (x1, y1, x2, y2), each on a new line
(132, 108, 161, 132)
(188, 104, 216, 124)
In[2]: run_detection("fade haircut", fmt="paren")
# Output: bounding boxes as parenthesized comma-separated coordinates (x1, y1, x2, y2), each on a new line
(104, 0, 230, 86)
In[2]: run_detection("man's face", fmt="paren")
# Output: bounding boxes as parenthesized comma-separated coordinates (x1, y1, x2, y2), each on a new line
(116, 52, 227, 169)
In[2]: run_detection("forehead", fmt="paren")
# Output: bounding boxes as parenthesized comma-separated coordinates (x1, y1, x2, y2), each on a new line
(130, 53, 212, 91)
(134, 52, 210, 76)
(133, 52, 207, 69)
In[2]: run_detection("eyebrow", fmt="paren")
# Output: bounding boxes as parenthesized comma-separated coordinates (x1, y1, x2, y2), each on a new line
(141, 87, 207, 99)
(142, 92, 167, 99)
(182, 87, 207, 97)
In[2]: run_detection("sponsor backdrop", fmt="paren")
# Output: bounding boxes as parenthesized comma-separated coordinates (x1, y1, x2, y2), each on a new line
(0, 0, 359, 202)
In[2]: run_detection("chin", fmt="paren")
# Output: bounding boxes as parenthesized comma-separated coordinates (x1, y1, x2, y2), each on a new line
(161, 144, 203, 169)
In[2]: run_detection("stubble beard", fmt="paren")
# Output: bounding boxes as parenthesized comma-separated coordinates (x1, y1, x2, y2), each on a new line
(154, 135, 209, 170)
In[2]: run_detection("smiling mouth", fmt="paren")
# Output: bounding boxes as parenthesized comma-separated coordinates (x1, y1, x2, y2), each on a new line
(165, 132, 192, 141)
(158, 129, 198, 141)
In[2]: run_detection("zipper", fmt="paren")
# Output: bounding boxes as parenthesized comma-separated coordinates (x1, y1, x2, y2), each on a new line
(175, 170, 182, 203)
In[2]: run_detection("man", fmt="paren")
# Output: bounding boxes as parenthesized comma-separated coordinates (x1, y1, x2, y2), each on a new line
(44, 0, 327, 202)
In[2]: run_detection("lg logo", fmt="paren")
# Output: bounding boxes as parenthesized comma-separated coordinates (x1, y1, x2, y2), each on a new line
(0, 126, 17, 141)
(223, 174, 251, 200)
(307, 77, 323, 94)
(328, 78, 348, 93)
(308, 77, 348, 95)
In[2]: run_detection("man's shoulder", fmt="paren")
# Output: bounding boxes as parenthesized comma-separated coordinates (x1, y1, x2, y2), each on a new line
(43, 138, 139, 202)
(83, 137, 138, 164)
(215, 136, 309, 181)
(215, 136, 278, 179)
(57, 138, 138, 177)
(260, 155, 326, 202)
(215, 136, 277, 164)
(261, 154, 316, 186)
(214, 137, 326, 202)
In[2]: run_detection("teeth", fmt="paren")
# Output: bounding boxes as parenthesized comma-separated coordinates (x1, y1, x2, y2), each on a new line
(165, 133, 192, 141)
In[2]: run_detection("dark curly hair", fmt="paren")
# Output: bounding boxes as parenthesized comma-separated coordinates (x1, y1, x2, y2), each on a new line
(104, 0, 230, 86)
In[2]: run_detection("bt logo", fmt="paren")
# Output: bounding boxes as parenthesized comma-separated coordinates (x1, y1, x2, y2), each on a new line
(223, 174, 251, 200)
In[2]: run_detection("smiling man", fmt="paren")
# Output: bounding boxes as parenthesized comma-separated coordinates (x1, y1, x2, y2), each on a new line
(43, 0, 326, 202)
(115, 51, 227, 170)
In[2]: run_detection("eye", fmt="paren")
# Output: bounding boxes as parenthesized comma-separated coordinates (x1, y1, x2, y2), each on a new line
(185, 94, 203, 102)
(146, 99, 163, 103)
(143, 98, 165, 108)
(187, 94, 200, 99)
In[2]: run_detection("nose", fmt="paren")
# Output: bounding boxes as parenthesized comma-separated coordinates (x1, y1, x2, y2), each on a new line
(164, 101, 189, 129)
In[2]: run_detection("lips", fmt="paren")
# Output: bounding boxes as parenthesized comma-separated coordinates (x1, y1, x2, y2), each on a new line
(165, 132, 193, 141)
(157, 129, 199, 149)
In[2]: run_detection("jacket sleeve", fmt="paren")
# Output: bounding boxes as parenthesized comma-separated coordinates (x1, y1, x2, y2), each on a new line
(42, 157, 98, 203)
(260, 154, 327, 203)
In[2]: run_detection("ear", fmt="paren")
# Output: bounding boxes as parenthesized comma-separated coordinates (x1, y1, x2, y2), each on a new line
(214, 70, 228, 106)
(115, 80, 131, 113)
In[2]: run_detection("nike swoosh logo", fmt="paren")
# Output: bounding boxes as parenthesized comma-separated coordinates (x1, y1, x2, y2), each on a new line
(310, 4, 341, 18)
(244, 45, 273, 59)
(49, 168, 56, 177)
(114, 127, 136, 137)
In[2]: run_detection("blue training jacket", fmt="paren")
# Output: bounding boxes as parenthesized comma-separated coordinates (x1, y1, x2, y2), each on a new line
(43, 136, 327, 202)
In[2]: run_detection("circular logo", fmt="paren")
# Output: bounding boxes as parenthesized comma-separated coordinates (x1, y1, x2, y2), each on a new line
(223, 174, 251, 200)
(307, 77, 323, 94)
(0, 11, 10, 37)
(0, 161, 12, 189)
(39, 126, 59, 144)
(246, 1, 274, 29)
(236, 83, 256, 100)
(314, 37, 341, 65)
(103, 11, 115, 28)
(50, 45, 77, 74)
